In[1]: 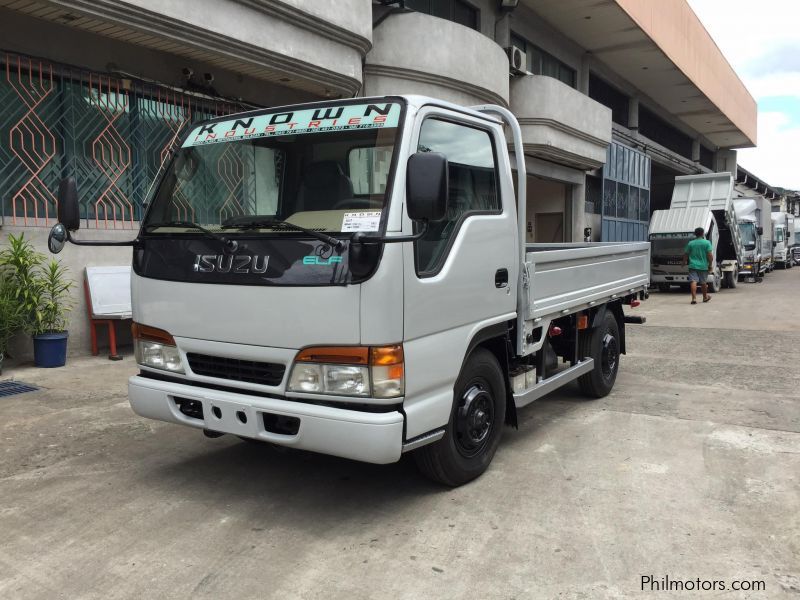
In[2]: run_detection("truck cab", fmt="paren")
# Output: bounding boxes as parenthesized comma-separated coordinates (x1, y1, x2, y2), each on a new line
(733, 198, 766, 279)
(649, 208, 720, 292)
(772, 212, 793, 269)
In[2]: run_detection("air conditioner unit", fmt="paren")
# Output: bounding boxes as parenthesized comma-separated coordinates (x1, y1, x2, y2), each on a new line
(505, 46, 526, 76)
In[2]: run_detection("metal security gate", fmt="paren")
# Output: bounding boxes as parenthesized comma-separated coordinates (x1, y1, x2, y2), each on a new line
(601, 141, 651, 242)
(0, 52, 250, 228)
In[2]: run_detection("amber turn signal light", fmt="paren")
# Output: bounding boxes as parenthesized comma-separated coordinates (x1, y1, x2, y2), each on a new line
(132, 322, 177, 346)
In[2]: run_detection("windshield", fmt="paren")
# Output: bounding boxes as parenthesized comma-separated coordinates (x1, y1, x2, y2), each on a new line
(143, 101, 403, 236)
(650, 235, 693, 257)
(739, 222, 757, 247)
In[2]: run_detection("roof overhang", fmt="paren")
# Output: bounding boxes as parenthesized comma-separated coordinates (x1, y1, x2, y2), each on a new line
(522, 0, 757, 150)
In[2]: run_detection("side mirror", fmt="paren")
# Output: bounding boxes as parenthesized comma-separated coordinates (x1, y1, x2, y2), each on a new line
(406, 152, 448, 222)
(58, 177, 81, 231)
(47, 223, 68, 254)
(772, 240, 777, 248)
(756, 226, 764, 236)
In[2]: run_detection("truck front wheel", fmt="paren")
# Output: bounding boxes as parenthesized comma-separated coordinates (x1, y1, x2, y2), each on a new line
(577, 311, 620, 398)
(414, 348, 505, 486)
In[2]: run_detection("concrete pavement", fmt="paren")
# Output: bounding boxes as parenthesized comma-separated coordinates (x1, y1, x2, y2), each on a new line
(1, 269, 798, 599)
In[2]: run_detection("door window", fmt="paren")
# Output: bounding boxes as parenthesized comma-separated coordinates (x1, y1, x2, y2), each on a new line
(414, 118, 500, 275)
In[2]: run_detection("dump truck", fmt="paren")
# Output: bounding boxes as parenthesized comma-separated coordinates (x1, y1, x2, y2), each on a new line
(649, 208, 721, 292)
(48, 95, 649, 486)
(650, 173, 743, 290)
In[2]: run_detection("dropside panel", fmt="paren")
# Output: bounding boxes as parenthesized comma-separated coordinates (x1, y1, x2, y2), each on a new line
(525, 242, 649, 319)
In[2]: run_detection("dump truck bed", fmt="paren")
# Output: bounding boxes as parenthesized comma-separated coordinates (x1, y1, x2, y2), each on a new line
(669, 172, 742, 265)
(524, 242, 650, 320)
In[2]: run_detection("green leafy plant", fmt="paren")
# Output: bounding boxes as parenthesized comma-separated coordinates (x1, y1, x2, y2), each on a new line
(0, 232, 43, 320)
(31, 259, 74, 334)
(0, 232, 74, 336)
(0, 274, 25, 358)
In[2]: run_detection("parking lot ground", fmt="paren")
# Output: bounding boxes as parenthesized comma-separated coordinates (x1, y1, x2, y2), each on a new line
(1, 269, 799, 599)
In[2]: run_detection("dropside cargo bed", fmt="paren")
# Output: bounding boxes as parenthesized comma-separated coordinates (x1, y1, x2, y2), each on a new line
(525, 242, 650, 320)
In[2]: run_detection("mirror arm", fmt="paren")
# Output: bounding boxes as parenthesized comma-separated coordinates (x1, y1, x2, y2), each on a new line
(66, 230, 138, 247)
(351, 220, 428, 245)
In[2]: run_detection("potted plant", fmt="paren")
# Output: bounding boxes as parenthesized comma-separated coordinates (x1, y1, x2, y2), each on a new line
(29, 259, 74, 367)
(0, 233, 74, 368)
(0, 274, 25, 375)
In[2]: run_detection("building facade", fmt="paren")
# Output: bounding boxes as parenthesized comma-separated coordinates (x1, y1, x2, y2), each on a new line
(0, 0, 759, 355)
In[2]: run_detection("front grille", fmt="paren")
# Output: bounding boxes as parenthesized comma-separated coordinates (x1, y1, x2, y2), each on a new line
(186, 353, 286, 386)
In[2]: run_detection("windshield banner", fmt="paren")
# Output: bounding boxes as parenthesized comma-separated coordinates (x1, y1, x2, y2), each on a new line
(183, 102, 402, 147)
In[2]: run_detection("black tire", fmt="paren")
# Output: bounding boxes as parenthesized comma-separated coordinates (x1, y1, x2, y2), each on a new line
(414, 348, 505, 487)
(724, 271, 737, 289)
(577, 310, 620, 398)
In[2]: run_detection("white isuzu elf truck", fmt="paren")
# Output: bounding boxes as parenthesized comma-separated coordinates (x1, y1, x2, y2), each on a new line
(49, 95, 649, 486)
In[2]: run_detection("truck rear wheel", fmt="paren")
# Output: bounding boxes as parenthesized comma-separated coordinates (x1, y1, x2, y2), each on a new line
(724, 270, 737, 289)
(414, 348, 505, 487)
(709, 270, 721, 293)
(577, 311, 620, 398)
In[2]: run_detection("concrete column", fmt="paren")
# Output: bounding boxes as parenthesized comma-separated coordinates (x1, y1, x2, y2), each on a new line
(691, 138, 701, 163)
(628, 97, 639, 130)
(715, 149, 737, 174)
(578, 53, 591, 95)
(494, 13, 511, 48)
(571, 182, 585, 242)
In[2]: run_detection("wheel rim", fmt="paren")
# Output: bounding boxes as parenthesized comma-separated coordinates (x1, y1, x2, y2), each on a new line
(455, 383, 495, 458)
(601, 333, 618, 380)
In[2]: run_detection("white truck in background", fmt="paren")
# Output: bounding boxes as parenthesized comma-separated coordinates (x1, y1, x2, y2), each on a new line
(649, 208, 722, 292)
(649, 173, 743, 290)
(47, 95, 649, 486)
(771, 212, 794, 269)
(733, 198, 769, 279)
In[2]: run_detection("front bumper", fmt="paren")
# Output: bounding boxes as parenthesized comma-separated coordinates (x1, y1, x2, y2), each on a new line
(651, 273, 688, 283)
(129, 375, 405, 464)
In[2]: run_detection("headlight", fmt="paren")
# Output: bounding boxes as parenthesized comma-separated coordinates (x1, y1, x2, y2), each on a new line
(132, 322, 184, 373)
(287, 345, 404, 398)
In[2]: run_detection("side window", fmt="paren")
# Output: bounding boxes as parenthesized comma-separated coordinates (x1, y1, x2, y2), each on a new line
(415, 118, 499, 274)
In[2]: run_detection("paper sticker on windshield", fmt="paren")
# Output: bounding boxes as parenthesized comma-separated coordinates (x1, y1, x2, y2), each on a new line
(341, 211, 382, 232)
(184, 103, 401, 147)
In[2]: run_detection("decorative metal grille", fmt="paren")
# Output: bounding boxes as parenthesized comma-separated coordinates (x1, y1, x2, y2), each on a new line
(1, 52, 250, 228)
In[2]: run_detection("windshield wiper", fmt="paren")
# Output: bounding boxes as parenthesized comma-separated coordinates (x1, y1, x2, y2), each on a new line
(145, 220, 239, 252)
(221, 217, 343, 250)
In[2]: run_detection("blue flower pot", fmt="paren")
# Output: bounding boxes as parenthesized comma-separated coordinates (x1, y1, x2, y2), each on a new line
(33, 332, 69, 368)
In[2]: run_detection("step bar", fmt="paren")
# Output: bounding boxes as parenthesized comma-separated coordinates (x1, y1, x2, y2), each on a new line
(513, 358, 595, 408)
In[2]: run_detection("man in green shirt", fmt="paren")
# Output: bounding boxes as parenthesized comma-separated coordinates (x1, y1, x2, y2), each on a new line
(682, 227, 714, 304)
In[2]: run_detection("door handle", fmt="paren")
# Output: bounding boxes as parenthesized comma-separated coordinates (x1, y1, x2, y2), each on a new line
(495, 268, 508, 288)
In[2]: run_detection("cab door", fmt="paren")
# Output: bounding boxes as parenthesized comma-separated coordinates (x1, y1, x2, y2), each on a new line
(401, 107, 519, 438)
